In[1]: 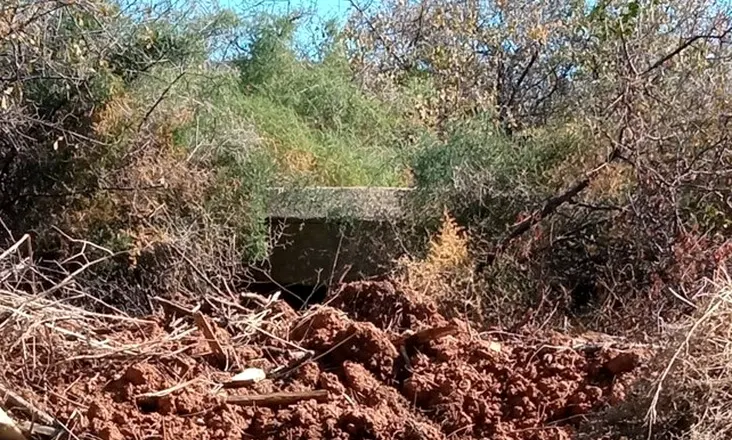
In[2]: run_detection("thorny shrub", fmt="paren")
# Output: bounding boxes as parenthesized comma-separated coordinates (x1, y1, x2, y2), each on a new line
(0, 0, 270, 312)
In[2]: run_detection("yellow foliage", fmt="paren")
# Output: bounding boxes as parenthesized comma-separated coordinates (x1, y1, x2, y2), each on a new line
(93, 93, 133, 138)
(424, 209, 470, 273)
(528, 25, 548, 45)
(588, 162, 634, 200)
(396, 210, 474, 310)
(281, 148, 317, 175)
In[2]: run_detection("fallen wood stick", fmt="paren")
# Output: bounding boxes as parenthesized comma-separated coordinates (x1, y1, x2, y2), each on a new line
(16, 421, 59, 438)
(153, 296, 196, 317)
(0, 383, 55, 427)
(193, 312, 228, 368)
(405, 324, 460, 347)
(226, 390, 329, 408)
(269, 350, 315, 380)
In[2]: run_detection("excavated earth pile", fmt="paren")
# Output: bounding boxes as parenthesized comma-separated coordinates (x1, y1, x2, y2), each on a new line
(0, 281, 649, 440)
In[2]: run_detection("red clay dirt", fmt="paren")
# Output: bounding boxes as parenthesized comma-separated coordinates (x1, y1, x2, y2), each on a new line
(1, 280, 649, 440)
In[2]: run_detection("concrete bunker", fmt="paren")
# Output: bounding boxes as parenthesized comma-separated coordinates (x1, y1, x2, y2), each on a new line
(251, 187, 425, 307)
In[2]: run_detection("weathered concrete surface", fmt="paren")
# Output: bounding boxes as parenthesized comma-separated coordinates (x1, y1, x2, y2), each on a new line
(265, 187, 413, 221)
(255, 187, 425, 286)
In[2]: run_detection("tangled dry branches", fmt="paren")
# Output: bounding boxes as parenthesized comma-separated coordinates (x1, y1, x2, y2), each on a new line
(0, 234, 286, 439)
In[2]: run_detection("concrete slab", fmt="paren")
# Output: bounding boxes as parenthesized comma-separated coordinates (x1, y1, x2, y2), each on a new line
(265, 187, 414, 221)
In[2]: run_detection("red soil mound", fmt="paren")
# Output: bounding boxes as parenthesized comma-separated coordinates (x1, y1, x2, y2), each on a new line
(1, 281, 648, 440)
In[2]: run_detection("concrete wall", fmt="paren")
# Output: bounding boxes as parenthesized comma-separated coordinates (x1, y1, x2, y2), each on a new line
(254, 187, 425, 286)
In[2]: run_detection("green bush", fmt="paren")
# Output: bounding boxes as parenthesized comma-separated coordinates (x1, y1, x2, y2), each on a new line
(233, 15, 418, 187)
(408, 115, 584, 233)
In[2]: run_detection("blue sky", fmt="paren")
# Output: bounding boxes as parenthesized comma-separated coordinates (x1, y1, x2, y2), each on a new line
(219, 0, 354, 48)
(225, 0, 352, 22)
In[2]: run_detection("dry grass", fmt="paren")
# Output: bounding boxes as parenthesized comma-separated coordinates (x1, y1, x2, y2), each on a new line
(0, 234, 282, 437)
(395, 210, 478, 319)
(578, 264, 732, 440)
(647, 267, 732, 439)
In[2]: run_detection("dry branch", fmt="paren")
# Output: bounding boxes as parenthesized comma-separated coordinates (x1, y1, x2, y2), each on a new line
(225, 390, 329, 407)
(497, 161, 611, 253)
(15, 421, 58, 438)
(205, 295, 255, 314)
(0, 383, 56, 427)
(269, 350, 315, 380)
(475, 158, 617, 272)
(0, 235, 29, 263)
(193, 312, 229, 368)
(153, 296, 196, 318)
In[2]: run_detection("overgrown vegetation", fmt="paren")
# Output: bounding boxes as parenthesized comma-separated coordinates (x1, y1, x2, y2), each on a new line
(0, 0, 729, 305)
(3, 0, 732, 434)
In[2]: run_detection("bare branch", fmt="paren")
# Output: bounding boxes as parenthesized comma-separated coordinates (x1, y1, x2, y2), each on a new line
(642, 26, 732, 75)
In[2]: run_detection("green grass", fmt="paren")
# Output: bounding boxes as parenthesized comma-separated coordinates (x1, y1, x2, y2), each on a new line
(127, 15, 583, 197)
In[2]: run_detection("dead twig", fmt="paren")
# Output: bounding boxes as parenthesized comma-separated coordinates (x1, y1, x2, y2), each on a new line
(237, 293, 269, 308)
(173, 248, 224, 296)
(269, 350, 315, 380)
(205, 295, 256, 315)
(16, 420, 59, 438)
(0, 234, 29, 263)
(137, 70, 186, 131)
(225, 390, 329, 407)
(153, 296, 198, 318)
(496, 161, 611, 256)
(0, 383, 56, 427)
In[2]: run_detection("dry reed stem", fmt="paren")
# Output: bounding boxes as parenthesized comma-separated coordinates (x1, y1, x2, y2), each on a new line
(645, 267, 732, 439)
